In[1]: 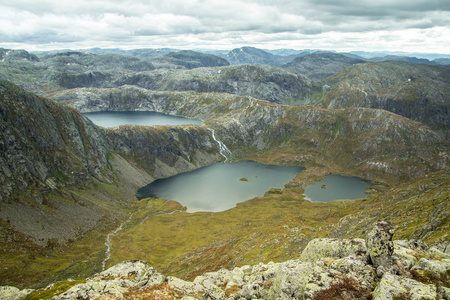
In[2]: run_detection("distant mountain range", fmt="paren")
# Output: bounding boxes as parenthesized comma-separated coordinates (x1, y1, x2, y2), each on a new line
(1, 47, 448, 137)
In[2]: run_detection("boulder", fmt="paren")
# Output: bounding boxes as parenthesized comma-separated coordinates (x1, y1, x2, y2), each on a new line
(373, 273, 437, 300)
(0, 286, 33, 300)
(299, 238, 367, 262)
(366, 220, 395, 274)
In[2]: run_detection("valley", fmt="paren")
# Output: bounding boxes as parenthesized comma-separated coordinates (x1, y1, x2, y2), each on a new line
(0, 47, 448, 298)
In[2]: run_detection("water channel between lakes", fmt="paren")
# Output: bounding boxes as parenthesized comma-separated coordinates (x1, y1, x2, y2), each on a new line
(83, 111, 372, 212)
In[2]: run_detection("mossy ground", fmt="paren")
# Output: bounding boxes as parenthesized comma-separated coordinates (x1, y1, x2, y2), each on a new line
(0, 179, 143, 289)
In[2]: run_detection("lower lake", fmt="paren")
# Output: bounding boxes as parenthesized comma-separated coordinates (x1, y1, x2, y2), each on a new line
(82, 111, 203, 127)
(137, 161, 372, 212)
(303, 174, 372, 202)
(137, 160, 305, 212)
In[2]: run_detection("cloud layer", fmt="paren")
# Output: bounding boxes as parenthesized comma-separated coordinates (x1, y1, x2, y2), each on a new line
(0, 0, 449, 52)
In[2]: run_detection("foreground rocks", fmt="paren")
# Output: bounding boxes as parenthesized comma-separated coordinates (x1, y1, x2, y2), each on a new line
(2, 221, 449, 299)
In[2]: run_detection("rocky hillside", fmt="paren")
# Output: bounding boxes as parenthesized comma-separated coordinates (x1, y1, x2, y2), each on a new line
(321, 62, 450, 138)
(52, 65, 318, 104)
(0, 48, 39, 62)
(152, 50, 230, 69)
(0, 79, 222, 246)
(50, 85, 449, 183)
(225, 47, 288, 66)
(368, 55, 438, 65)
(282, 52, 366, 81)
(0, 49, 318, 104)
(3, 220, 449, 299)
(39, 51, 156, 73)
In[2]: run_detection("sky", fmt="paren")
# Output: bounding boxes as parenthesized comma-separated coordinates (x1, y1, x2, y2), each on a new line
(0, 0, 449, 53)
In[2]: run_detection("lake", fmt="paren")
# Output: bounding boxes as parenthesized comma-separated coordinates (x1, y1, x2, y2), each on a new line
(82, 111, 203, 127)
(303, 174, 371, 202)
(137, 160, 305, 212)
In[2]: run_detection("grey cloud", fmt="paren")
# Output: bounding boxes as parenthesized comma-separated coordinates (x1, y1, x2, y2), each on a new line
(0, 0, 448, 52)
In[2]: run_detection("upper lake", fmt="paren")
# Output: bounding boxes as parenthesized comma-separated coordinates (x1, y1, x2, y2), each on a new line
(137, 160, 305, 212)
(82, 111, 203, 127)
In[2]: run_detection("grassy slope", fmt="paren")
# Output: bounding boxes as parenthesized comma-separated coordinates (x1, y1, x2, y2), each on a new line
(0, 152, 154, 289)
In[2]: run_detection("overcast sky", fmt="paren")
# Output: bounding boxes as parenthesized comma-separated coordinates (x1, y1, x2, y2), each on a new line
(0, 0, 449, 53)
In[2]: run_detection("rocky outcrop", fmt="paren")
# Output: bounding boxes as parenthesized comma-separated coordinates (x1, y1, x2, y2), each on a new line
(7, 221, 448, 299)
(366, 220, 395, 276)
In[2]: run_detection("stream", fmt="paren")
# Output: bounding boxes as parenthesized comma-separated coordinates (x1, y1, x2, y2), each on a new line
(101, 209, 185, 271)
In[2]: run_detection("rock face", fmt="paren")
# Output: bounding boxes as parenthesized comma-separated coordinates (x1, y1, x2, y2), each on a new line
(7, 221, 448, 300)
(109, 64, 318, 104)
(1, 49, 318, 104)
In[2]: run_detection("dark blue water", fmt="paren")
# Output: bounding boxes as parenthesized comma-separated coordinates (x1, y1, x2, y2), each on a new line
(137, 160, 305, 212)
(82, 111, 202, 127)
(303, 174, 371, 202)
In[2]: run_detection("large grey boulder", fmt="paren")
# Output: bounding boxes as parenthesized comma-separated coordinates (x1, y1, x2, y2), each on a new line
(366, 220, 395, 275)
(53, 260, 165, 299)
(299, 238, 367, 262)
(373, 273, 437, 300)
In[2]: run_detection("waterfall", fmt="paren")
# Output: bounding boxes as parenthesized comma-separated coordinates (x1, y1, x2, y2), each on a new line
(208, 128, 232, 162)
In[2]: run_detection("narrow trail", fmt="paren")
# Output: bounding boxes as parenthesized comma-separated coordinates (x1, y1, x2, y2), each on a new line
(101, 209, 185, 271)
(102, 213, 135, 271)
